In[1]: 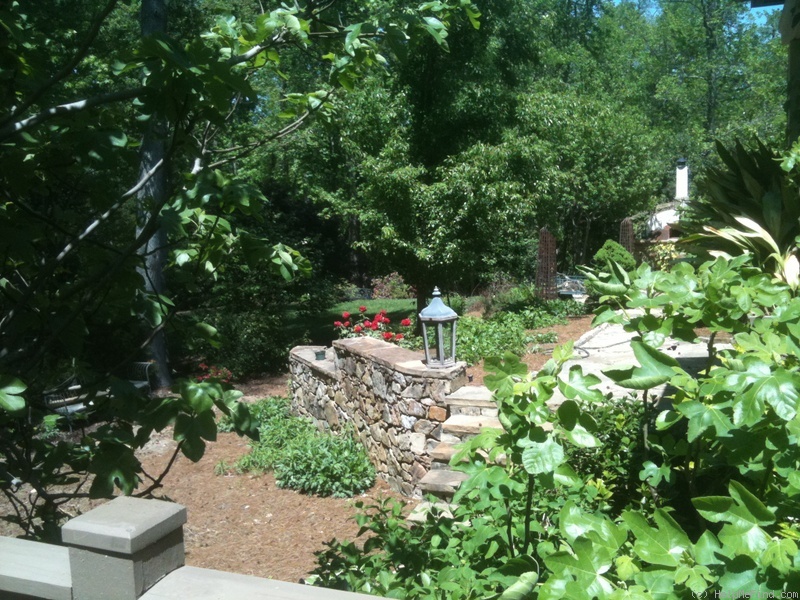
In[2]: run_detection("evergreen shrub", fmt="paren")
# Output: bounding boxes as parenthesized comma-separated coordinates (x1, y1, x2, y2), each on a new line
(592, 239, 636, 271)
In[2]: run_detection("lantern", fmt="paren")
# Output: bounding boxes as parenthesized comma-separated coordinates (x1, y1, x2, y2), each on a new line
(419, 287, 458, 368)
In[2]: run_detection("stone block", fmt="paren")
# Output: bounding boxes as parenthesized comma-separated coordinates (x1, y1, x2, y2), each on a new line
(0, 537, 71, 600)
(401, 383, 423, 399)
(413, 419, 434, 435)
(402, 400, 426, 417)
(400, 415, 417, 430)
(408, 433, 426, 455)
(62, 497, 186, 600)
(428, 406, 447, 422)
(411, 463, 428, 481)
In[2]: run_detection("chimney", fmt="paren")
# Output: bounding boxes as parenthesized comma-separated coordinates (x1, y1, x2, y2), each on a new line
(676, 157, 688, 200)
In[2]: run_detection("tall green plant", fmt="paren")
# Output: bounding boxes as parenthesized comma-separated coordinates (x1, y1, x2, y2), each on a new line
(681, 140, 800, 289)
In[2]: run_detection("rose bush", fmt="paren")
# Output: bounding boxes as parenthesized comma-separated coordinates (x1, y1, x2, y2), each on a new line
(334, 307, 413, 344)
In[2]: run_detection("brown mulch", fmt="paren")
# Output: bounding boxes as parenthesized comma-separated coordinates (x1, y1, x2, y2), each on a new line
(137, 425, 409, 583)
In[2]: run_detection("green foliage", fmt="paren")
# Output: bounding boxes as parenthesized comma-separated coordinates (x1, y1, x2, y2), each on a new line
(371, 272, 413, 299)
(0, 0, 468, 536)
(456, 297, 586, 363)
(456, 314, 530, 364)
(202, 310, 302, 378)
(274, 430, 376, 498)
(234, 397, 375, 498)
(593, 240, 637, 272)
(681, 140, 800, 289)
(313, 254, 800, 597)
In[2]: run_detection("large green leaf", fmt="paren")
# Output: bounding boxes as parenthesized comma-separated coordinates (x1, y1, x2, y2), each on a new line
(498, 572, 538, 600)
(545, 538, 615, 599)
(727, 362, 799, 424)
(521, 437, 564, 475)
(675, 400, 733, 441)
(485, 352, 530, 398)
(693, 481, 773, 556)
(0, 375, 26, 413)
(88, 443, 142, 497)
(558, 365, 604, 403)
(622, 510, 692, 567)
(605, 341, 681, 390)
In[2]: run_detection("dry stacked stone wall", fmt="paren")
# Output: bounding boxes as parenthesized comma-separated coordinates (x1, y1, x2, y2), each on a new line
(289, 337, 467, 496)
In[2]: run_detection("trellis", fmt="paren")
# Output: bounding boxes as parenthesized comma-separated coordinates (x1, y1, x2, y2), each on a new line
(535, 227, 558, 300)
(619, 217, 635, 255)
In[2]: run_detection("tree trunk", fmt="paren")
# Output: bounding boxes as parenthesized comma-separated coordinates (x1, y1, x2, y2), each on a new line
(789, 37, 800, 146)
(137, 0, 172, 389)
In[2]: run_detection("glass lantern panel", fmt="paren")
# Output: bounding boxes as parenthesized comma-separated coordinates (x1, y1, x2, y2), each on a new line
(427, 323, 455, 362)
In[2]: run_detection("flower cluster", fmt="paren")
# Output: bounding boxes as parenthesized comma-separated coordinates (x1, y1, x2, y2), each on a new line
(334, 306, 413, 343)
(197, 362, 233, 383)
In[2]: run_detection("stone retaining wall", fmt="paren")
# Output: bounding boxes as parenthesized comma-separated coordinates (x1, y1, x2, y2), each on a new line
(289, 338, 467, 496)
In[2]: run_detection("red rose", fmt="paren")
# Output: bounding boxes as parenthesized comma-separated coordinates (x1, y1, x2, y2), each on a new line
(364, 320, 372, 327)
(334, 321, 343, 327)
(395, 333, 404, 340)
(401, 318, 412, 327)
(383, 317, 390, 324)
(354, 325, 363, 333)
(371, 323, 379, 331)
(380, 309, 387, 315)
(383, 332, 394, 341)
(359, 305, 367, 313)
(344, 321, 350, 327)
(342, 311, 351, 319)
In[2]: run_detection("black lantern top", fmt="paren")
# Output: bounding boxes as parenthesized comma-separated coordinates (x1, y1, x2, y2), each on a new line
(419, 287, 457, 322)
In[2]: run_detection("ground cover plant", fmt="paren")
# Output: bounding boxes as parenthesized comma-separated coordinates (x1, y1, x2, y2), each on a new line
(227, 397, 375, 498)
(311, 255, 800, 597)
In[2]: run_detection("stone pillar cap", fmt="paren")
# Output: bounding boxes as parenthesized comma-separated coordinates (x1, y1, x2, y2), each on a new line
(62, 496, 187, 555)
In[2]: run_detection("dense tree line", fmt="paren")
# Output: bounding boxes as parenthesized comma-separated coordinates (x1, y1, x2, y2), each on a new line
(236, 0, 786, 298)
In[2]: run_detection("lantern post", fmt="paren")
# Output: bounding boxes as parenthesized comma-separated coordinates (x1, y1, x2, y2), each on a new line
(418, 287, 458, 368)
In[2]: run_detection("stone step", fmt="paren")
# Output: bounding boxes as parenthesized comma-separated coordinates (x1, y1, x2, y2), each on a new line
(430, 442, 458, 464)
(418, 469, 470, 496)
(406, 501, 456, 523)
(431, 441, 508, 468)
(445, 385, 494, 407)
(443, 414, 502, 436)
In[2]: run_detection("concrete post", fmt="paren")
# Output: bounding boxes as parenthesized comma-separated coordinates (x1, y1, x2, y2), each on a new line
(61, 496, 187, 600)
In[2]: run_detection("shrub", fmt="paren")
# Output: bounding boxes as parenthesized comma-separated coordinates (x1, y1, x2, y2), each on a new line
(457, 313, 529, 364)
(274, 429, 376, 498)
(204, 310, 302, 377)
(592, 239, 636, 271)
(233, 397, 375, 498)
(371, 272, 412, 299)
(234, 398, 318, 472)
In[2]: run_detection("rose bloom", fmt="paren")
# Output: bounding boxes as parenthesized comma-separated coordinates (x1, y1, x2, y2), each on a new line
(395, 333, 404, 341)
(342, 311, 351, 319)
(383, 317, 391, 324)
(401, 318, 412, 327)
(334, 321, 343, 327)
(344, 321, 350, 327)
(354, 325, 363, 333)
(382, 332, 394, 340)
(364, 320, 372, 328)
(371, 323, 380, 331)
(380, 309, 388, 315)
(359, 305, 367, 313)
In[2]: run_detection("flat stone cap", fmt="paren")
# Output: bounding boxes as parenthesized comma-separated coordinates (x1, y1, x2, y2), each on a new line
(142, 566, 377, 599)
(62, 496, 186, 555)
(0, 537, 71, 600)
